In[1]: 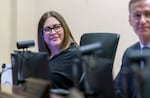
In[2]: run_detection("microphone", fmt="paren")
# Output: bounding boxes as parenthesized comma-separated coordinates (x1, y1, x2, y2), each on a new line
(16, 40, 35, 49)
(74, 42, 102, 57)
(79, 42, 101, 54)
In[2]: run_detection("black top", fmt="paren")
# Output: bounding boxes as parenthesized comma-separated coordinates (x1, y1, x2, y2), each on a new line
(49, 43, 82, 90)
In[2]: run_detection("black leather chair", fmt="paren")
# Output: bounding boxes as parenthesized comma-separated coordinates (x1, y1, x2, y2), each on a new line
(80, 32, 120, 63)
(79, 32, 120, 98)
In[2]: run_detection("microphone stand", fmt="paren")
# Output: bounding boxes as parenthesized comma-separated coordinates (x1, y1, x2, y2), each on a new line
(17, 48, 27, 86)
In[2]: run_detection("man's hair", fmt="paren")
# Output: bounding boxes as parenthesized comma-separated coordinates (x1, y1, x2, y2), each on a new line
(129, 0, 144, 12)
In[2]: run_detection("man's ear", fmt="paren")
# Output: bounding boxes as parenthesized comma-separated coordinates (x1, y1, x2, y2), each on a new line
(129, 15, 132, 26)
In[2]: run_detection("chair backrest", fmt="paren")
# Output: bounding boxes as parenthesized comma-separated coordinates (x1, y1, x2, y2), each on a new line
(79, 32, 120, 97)
(80, 32, 120, 64)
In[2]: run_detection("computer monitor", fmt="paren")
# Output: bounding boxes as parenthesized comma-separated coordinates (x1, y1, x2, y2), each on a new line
(11, 51, 50, 85)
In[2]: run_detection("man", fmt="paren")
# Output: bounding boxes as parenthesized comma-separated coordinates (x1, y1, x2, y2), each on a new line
(114, 0, 150, 98)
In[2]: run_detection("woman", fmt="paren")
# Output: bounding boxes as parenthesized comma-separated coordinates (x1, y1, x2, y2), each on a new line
(37, 11, 82, 90)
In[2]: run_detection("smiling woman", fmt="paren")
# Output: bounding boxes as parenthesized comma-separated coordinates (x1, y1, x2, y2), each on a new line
(37, 11, 82, 91)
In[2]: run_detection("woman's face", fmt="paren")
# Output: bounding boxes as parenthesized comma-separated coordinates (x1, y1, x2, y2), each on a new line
(43, 17, 64, 49)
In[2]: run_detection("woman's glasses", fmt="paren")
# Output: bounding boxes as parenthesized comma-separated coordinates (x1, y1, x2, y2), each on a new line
(43, 24, 62, 33)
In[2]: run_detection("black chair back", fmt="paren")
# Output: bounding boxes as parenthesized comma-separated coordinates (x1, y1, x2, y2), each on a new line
(80, 32, 120, 63)
(79, 32, 120, 98)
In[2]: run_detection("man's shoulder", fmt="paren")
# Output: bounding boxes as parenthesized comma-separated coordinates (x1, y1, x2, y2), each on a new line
(123, 42, 140, 56)
(126, 42, 140, 51)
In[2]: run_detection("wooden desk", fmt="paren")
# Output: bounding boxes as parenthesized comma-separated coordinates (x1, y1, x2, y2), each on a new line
(0, 84, 38, 98)
(0, 84, 64, 98)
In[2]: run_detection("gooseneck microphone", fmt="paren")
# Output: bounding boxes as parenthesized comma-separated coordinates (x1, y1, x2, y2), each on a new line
(78, 42, 101, 55)
(73, 42, 102, 57)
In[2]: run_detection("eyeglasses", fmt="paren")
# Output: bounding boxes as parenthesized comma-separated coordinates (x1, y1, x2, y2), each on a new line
(43, 24, 62, 33)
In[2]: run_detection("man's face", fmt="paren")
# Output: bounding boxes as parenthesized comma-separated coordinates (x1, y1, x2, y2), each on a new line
(129, 0, 150, 41)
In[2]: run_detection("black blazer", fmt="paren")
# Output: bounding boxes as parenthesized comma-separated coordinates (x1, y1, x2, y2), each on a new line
(114, 42, 141, 98)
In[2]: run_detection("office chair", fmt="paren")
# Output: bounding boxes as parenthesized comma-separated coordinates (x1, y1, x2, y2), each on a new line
(79, 32, 120, 98)
(80, 32, 120, 63)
